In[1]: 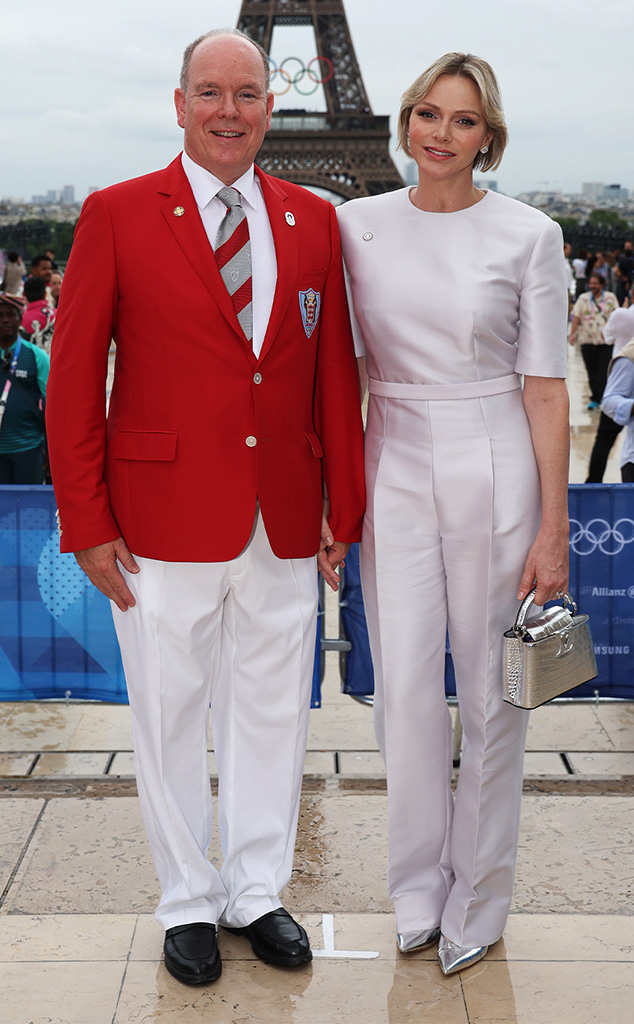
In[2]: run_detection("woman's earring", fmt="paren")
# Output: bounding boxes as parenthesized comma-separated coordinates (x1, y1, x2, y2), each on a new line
(480, 145, 489, 154)
(407, 132, 410, 148)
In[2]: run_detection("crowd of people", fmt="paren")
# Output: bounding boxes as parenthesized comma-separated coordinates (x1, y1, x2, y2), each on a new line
(563, 242, 634, 480)
(567, 241, 634, 303)
(0, 250, 62, 482)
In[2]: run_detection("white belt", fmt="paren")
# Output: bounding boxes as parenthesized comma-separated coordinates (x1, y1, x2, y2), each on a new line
(368, 373, 521, 401)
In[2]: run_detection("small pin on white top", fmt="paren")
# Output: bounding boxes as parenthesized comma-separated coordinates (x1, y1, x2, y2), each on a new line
(362, 231, 373, 241)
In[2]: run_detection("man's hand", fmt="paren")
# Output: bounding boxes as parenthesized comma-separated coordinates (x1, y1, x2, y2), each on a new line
(75, 537, 140, 611)
(318, 511, 350, 592)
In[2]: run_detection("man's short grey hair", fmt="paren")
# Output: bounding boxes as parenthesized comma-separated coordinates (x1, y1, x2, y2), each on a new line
(180, 27, 270, 93)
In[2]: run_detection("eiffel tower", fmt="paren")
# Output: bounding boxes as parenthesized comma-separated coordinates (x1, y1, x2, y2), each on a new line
(237, 0, 404, 200)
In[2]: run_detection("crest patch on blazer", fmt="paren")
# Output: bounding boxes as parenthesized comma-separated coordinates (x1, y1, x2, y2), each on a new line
(298, 288, 321, 339)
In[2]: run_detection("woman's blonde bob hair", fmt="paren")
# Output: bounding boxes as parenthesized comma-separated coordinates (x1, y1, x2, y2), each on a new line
(397, 52, 508, 173)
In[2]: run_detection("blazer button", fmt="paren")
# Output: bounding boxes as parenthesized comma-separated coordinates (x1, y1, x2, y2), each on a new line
(245, 436, 257, 447)
(253, 372, 262, 384)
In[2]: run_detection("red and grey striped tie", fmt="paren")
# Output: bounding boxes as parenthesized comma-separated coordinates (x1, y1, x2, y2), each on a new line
(214, 186, 253, 344)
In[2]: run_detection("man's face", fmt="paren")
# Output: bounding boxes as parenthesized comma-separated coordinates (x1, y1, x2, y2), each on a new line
(174, 34, 273, 185)
(589, 276, 602, 296)
(564, 243, 571, 258)
(33, 260, 52, 283)
(0, 304, 21, 347)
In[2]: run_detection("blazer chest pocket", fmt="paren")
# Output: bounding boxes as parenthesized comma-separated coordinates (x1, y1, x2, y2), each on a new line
(110, 429, 178, 461)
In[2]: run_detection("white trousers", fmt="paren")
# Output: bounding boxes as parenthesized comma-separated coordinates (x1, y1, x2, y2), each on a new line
(362, 387, 538, 948)
(112, 513, 318, 930)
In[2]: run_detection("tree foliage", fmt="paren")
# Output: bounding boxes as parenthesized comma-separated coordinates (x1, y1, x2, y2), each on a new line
(588, 209, 630, 231)
(552, 216, 578, 230)
(0, 218, 77, 262)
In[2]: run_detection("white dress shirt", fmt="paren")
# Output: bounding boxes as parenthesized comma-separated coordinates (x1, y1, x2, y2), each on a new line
(181, 151, 277, 358)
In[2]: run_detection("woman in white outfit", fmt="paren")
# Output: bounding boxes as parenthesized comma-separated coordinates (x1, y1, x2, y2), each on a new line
(337, 54, 570, 975)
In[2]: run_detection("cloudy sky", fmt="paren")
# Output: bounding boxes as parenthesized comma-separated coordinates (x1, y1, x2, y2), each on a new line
(1, 0, 631, 202)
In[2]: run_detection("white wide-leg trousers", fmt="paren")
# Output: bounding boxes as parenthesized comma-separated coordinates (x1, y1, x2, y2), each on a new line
(362, 387, 539, 948)
(112, 513, 318, 930)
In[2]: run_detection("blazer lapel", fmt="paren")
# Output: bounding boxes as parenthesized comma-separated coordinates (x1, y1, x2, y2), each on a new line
(158, 158, 248, 343)
(256, 168, 299, 363)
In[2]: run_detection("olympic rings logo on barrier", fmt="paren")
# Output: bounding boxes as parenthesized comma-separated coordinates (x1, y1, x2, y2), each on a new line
(269, 56, 334, 96)
(569, 518, 634, 556)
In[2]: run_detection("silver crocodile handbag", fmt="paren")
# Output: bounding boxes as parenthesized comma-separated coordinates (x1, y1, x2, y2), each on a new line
(503, 590, 597, 709)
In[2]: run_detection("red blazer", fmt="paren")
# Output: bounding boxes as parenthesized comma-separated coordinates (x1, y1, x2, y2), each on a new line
(46, 157, 365, 561)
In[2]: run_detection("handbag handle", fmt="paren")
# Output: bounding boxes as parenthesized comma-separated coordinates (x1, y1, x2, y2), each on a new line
(513, 589, 577, 633)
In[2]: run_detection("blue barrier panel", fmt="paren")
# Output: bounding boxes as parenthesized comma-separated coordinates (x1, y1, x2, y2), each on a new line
(340, 485, 634, 700)
(0, 486, 323, 707)
(0, 486, 127, 701)
(567, 484, 634, 698)
(339, 541, 374, 698)
(2, 485, 633, 703)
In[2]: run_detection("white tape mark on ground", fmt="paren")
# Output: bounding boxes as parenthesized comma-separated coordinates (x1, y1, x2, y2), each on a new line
(311, 913, 380, 959)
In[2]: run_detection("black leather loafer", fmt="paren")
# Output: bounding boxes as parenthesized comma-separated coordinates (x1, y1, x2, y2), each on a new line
(223, 908, 312, 967)
(163, 922, 222, 985)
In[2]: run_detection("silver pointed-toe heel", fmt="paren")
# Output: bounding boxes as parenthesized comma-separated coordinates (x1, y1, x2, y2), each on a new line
(437, 935, 488, 975)
(397, 926, 441, 954)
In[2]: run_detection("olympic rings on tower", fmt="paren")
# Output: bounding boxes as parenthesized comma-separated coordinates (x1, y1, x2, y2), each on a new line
(269, 56, 334, 97)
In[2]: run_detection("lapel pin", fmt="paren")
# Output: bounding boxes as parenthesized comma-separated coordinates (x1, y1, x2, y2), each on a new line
(173, 206, 185, 217)
(285, 211, 296, 226)
(362, 231, 373, 241)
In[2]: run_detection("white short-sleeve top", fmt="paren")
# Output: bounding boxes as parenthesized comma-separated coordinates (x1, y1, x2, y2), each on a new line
(337, 188, 568, 384)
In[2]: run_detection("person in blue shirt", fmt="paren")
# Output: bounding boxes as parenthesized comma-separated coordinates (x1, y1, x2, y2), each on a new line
(601, 338, 634, 481)
(0, 292, 49, 483)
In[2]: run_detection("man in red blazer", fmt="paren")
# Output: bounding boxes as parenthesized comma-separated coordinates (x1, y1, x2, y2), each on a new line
(46, 28, 364, 986)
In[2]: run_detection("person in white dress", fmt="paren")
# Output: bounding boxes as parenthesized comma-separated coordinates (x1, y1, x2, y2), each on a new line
(337, 53, 570, 976)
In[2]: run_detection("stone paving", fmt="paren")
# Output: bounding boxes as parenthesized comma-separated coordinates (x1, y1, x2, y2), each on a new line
(1, 688, 633, 1023)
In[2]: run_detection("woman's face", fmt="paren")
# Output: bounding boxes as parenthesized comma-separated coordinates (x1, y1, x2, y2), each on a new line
(408, 74, 492, 186)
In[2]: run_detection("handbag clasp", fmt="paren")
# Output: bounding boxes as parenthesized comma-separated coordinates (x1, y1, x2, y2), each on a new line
(555, 630, 573, 658)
